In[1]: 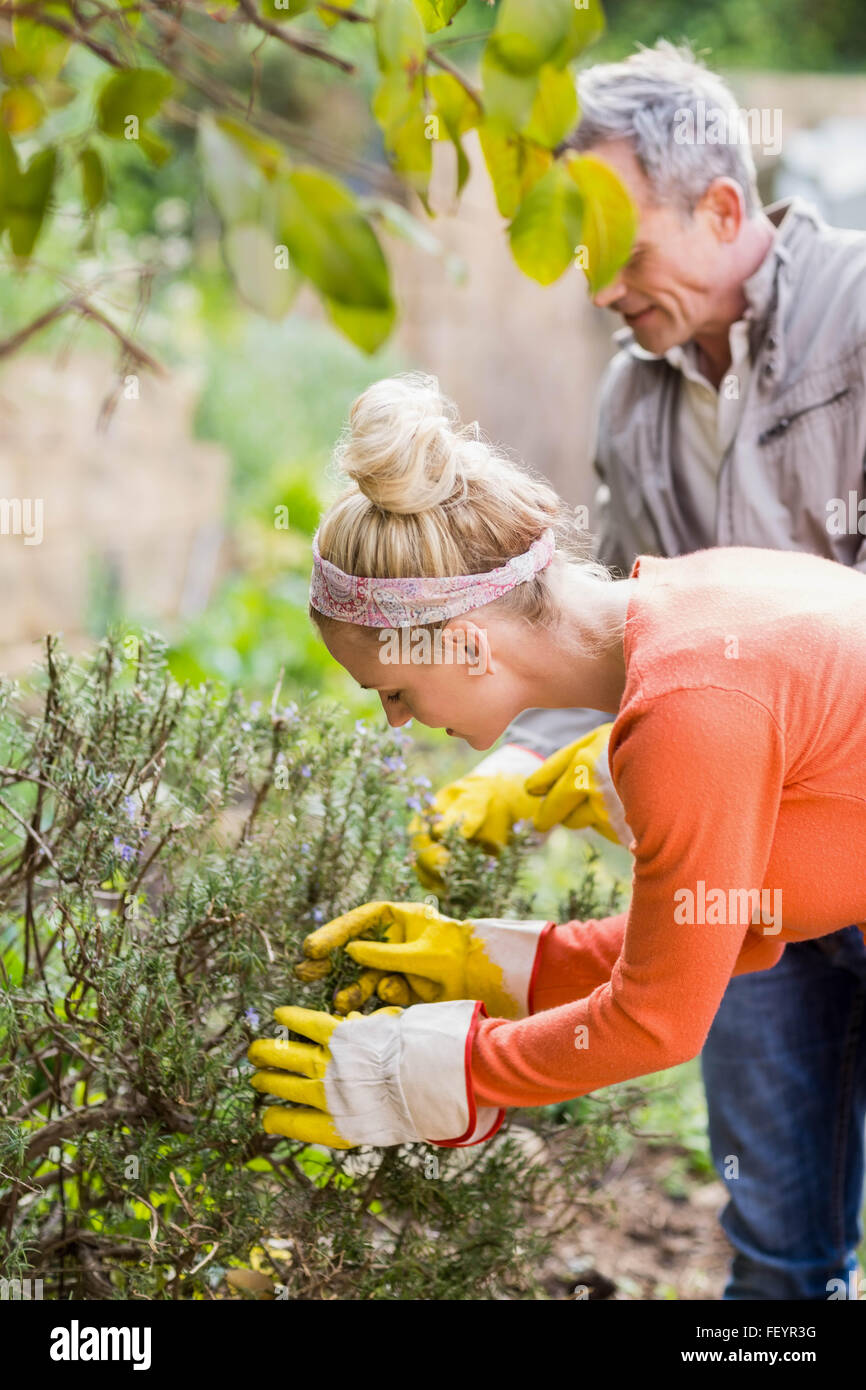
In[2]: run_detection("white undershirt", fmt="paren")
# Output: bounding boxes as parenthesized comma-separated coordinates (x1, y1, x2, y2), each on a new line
(662, 317, 753, 534)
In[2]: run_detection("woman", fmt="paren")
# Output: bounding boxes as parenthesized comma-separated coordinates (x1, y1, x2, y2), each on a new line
(247, 372, 866, 1154)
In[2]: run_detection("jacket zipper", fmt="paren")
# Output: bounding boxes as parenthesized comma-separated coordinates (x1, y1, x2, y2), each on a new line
(757, 386, 851, 445)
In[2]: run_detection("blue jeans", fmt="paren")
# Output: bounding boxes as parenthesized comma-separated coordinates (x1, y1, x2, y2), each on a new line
(700, 925, 866, 1300)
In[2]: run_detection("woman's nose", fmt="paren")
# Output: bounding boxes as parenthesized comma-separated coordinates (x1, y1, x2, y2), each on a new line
(381, 697, 412, 727)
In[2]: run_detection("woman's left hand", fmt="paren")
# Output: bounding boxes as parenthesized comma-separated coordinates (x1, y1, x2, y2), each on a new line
(248, 1001, 506, 1150)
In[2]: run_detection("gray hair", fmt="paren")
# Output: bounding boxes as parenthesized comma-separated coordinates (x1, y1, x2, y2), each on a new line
(563, 40, 760, 217)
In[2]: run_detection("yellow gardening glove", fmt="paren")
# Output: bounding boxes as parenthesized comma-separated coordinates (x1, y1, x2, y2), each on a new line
(248, 1004, 402, 1150)
(299, 900, 548, 1020)
(410, 771, 542, 891)
(249, 998, 501, 1149)
(523, 722, 627, 844)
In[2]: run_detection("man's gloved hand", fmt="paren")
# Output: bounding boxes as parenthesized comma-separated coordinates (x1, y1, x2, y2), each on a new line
(523, 722, 630, 845)
(248, 1001, 505, 1150)
(410, 745, 545, 891)
(298, 900, 553, 1021)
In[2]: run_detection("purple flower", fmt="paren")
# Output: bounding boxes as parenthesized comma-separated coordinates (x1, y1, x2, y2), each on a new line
(355, 719, 366, 734)
(423, 791, 436, 806)
(123, 795, 137, 821)
(383, 756, 404, 772)
(311, 907, 325, 923)
(300, 764, 312, 778)
(300, 843, 310, 853)
(250, 702, 262, 716)
(245, 1007, 260, 1028)
(113, 837, 136, 863)
(282, 702, 299, 721)
(413, 776, 432, 788)
(241, 721, 251, 731)
(406, 796, 422, 813)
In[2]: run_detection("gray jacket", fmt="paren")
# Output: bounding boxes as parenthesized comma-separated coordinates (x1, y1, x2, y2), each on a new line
(503, 195, 866, 758)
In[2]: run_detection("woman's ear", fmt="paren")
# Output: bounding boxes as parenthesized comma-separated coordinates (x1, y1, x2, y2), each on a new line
(461, 625, 494, 678)
(444, 620, 494, 676)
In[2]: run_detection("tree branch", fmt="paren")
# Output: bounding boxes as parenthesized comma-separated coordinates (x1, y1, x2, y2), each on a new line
(234, 0, 356, 72)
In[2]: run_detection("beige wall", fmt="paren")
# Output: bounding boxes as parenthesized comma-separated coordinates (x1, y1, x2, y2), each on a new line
(0, 354, 229, 674)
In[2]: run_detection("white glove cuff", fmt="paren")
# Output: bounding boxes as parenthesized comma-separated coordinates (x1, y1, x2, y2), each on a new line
(470, 919, 556, 1017)
(595, 746, 632, 845)
(468, 743, 545, 779)
(325, 1000, 505, 1149)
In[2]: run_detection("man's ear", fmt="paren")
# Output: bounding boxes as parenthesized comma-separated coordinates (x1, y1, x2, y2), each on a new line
(699, 177, 745, 242)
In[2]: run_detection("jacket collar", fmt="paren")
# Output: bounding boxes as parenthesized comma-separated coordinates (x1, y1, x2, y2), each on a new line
(611, 196, 820, 371)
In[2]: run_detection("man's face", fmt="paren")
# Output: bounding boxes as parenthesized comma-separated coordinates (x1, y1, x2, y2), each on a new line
(585, 138, 735, 354)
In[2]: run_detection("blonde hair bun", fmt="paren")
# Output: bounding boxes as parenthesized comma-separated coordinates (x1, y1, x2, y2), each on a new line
(334, 372, 488, 515)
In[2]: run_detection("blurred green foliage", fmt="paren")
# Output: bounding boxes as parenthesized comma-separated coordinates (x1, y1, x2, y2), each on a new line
(595, 0, 866, 70)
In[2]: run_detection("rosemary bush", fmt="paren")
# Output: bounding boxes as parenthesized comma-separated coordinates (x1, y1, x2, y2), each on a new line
(0, 633, 627, 1300)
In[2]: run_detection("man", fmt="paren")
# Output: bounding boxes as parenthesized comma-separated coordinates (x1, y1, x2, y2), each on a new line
(417, 40, 866, 1300)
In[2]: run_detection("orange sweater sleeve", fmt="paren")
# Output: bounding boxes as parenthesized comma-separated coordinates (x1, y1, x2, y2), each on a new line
(531, 903, 785, 1014)
(470, 686, 787, 1109)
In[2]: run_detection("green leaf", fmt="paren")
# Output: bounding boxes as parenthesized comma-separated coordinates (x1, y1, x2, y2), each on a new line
(359, 194, 443, 256)
(325, 296, 396, 354)
(563, 150, 637, 292)
(375, 0, 426, 75)
(427, 72, 480, 195)
(79, 146, 106, 210)
(371, 73, 433, 199)
(550, 0, 605, 67)
(521, 63, 577, 148)
(0, 87, 46, 134)
(508, 159, 584, 285)
(481, 44, 539, 130)
(412, 0, 466, 32)
(486, 0, 573, 76)
(486, 0, 604, 77)
(96, 68, 174, 138)
(316, 0, 354, 27)
(197, 114, 277, 224)
(222, 221, 301, 318)
(5, 143, 57, 259)
(428, 71, 480, 138)
(277, 166, 393, 311)
(478, 121, 551, 219)
(215, 118, 285, 180)
(138, 128, 172, 166)
(1, 7, 71, 83)
(260, 0, 315, 18)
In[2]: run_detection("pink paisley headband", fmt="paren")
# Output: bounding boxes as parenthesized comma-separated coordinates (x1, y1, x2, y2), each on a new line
(310, 526, 556, 628)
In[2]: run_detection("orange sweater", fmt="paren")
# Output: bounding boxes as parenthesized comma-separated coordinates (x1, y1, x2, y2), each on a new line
(470, 547, 866, 1109)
